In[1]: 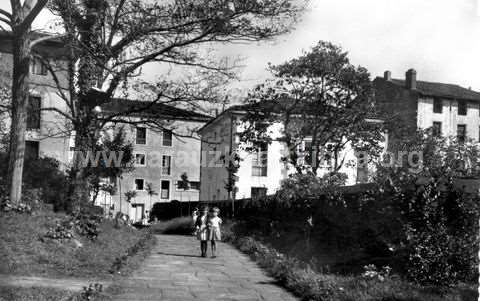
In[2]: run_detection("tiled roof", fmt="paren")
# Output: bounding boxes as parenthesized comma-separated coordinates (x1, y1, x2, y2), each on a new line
(389, 78, 480, 102)
(102, 99, 212, 121)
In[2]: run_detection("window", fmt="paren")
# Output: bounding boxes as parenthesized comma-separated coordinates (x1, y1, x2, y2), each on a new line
(31, 57, 47, 75)
(458, 100, 467, 116)
(161, 180, 170, 199)
(176, 181, 200, 190)
(134, 179, 145, 191)
(457, 124, 466, 143)
(252, 142, 268, 177)
(251, 187, 267, 200)
(432, 122, 442, 137)
(25, 141, 39, 159)
(27, 96, 41, 129)
(162, 129, 172, 146)
(135, 153, 146, 166)
(433, 98, 443, 113)
(303, 141, 314, 166)
(190, 181, 200, 190)
(162, 155, 171, 175)
(356, 152, 368, 184)
(136, 127, 146, 144)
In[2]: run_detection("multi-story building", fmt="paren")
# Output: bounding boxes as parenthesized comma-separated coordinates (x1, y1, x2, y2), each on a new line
(0, 32, 211, 222)
(99, 99, 211, 221)
(198, 105, 382, 202)
(374, 69, 480, 144)
(0, 31, 73, 165)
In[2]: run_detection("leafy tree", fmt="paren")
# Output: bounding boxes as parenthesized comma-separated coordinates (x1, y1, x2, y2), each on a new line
(178, 172, 190, 212)
(145, 182, 157, 216)
(85, 126, 134, 205)
(40, 0, 305, 208)
(376, 130, 480, 286)
(241, 41, 383, 175)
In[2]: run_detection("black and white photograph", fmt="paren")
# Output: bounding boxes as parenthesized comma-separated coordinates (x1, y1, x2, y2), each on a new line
(0, 0, 478, 300)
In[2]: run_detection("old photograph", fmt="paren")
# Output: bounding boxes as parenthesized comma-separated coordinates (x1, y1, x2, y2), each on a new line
(0, 0, 478, 300)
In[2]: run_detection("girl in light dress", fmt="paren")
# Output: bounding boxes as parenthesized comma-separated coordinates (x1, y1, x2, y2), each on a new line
(207, 207, 222, 258)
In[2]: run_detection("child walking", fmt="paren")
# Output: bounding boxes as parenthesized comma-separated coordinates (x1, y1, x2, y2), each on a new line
(207, 207, 222, 258)
(195, 207, 209, 257)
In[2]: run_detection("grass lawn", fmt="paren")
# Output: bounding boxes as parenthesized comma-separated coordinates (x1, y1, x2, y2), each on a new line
(0, 208, 155, 280)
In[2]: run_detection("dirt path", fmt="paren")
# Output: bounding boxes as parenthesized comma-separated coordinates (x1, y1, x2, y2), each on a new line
(109, 234, 297, 301)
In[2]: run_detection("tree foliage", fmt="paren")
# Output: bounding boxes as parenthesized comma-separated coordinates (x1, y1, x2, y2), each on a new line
(376, 130, 480, 286)
(241, 41, 384, 175)
(41, 0, 305, 205)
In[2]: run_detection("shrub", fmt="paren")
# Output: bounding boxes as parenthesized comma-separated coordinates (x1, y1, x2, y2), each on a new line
(226, 224, 477, 301)
(150, 217, 194, 235)
(44, 220, 74, 240)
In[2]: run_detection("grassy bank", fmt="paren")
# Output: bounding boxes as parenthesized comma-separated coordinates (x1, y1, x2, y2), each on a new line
(0, 208, 155, 279)
(222, 222, 477, 301)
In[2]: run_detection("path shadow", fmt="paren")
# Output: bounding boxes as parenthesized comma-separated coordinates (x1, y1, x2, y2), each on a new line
(157, 252, 201, 258)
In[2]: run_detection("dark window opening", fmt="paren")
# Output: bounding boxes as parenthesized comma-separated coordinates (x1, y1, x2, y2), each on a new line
(163, 129, 173, 146)
(252, 142, 268, 177)
(31, 57, 47, 75)
(25, 141, 39, 160)
(135, 154, 146, 166)
(457, 124, 466, 143)
(27, 96, 41, 130)
(251, 187, 267, 200)
(162, 155, 171, 175)
(161, 180, 170, 199)
(433, 98, 443, 113)
(176, 180, 200, 190)
(433, 122, 442, 137)
(136, 127, 146, 144)
(458, 101, 467, 116)
(135, 179, 144, 191)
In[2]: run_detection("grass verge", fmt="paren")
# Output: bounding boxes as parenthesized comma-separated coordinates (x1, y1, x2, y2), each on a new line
(0, 209, 155, 280)
(223, 224, 477, 301)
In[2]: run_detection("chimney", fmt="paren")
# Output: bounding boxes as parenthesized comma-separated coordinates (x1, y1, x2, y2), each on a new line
(384, 70, 391, 81)
(405, 69, 417, 90)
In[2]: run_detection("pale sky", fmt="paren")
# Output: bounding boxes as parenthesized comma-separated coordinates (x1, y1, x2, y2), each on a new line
(3, 0, 480, 93)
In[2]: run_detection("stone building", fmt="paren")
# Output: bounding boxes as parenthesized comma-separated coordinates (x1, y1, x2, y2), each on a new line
(97, 99, 211, 221)
(374, 69, 480, 144)
(0, 31, 72, 165)
(0, 32, 212, 222)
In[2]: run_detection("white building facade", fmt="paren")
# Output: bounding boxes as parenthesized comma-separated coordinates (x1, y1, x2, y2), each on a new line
(199, 106, 380, 202)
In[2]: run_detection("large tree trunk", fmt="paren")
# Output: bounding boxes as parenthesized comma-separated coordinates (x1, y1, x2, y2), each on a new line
(8, 27, 31, 204)
(68, 129, 94, 213)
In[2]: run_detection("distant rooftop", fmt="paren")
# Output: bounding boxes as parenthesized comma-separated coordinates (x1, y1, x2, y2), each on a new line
(102, 98, 212, 122)
(0, 31, 67, 57)
(376, 70, 480, 102)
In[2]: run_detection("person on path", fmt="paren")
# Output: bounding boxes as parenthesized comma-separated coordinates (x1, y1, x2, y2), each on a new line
(207, 207, 222, 258)
(191, 207, 199, 235)
(195, 207, 209, 257)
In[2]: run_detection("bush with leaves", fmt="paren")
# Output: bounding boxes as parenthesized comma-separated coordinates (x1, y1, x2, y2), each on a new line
(45, 219, 74, 240)
(376, 130, 480, 286)
(73, 212, 103, 240)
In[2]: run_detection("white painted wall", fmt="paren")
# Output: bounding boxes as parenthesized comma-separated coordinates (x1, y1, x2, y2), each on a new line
(199, 112, 380, 201)
(417, 97, 480, 139)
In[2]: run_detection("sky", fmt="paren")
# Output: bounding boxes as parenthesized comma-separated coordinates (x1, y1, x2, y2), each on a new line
(3, 0, 480, 94)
